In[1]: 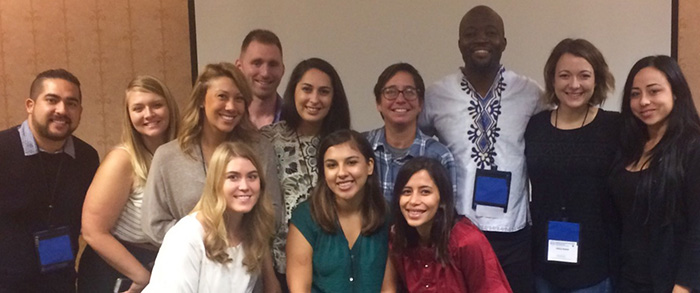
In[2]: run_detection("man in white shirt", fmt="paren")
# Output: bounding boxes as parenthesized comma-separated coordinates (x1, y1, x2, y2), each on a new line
(419, 6, 543, 292)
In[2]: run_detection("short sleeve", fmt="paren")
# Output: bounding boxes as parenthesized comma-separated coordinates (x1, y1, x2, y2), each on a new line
(289, 201, 317, 248)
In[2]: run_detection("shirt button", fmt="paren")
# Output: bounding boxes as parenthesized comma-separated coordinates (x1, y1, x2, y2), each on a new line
(349, 277, 354, 282)
(48, 205, 53, 209)
(424, 264, 428, 268)
(561, 206, 566, 211)
(425, 284, 429, 288)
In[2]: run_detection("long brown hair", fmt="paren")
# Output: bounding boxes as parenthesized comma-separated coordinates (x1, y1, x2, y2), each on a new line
(310, 129, 386, 234)
(178, 63, 258, 157)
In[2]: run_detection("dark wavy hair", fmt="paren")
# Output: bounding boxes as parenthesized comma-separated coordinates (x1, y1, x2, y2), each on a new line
(391, 157, 457, 264)
(310, 129, 386, 234)
(543, 38, 614, 107)
(620, 55, 700, 224)
(280, 58, 351, 138)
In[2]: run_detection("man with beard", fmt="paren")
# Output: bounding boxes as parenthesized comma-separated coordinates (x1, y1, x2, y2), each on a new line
(0, 69, 99, 292)
(236, 29, 285, 129)
(419, 6, 543, 292)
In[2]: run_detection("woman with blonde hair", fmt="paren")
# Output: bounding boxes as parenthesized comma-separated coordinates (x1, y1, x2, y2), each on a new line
(144, 142, 279, 292)
(78, 75, 180, 292)
(141, 62, 281, 247)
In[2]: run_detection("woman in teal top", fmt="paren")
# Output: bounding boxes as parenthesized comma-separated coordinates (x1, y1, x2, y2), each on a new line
(287, 130, 394, 292)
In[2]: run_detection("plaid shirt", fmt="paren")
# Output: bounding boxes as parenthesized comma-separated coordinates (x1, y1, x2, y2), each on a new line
(365, 127, 458, 201)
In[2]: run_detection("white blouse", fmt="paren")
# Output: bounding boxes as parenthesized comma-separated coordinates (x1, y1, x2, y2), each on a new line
(144, 213, 257, 293)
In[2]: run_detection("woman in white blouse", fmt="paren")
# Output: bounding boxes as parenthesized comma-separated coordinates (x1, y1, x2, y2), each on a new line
(144, 142, 279, 293)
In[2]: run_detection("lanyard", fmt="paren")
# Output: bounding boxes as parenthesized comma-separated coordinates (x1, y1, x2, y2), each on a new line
(38, 152, 66, 226)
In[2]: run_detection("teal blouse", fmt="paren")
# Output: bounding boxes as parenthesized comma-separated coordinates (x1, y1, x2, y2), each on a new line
(290, 200, 389, 293)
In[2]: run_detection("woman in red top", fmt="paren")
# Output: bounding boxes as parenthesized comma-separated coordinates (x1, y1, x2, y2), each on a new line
(390, 157, 512, 293)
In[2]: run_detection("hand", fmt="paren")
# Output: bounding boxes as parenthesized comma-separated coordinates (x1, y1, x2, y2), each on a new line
(672, 284, 691, 293)
(122, 281, 147, 293)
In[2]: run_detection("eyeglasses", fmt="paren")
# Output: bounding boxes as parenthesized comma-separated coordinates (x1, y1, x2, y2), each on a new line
(381, 86, 419, 101)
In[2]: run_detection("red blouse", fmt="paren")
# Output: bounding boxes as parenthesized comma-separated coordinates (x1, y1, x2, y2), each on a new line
(391, 217, 512, 293)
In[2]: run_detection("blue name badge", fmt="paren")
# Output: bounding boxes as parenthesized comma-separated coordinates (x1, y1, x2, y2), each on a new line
(33, 226, 74, 273)
(472, 169, 511, 213)
(547, 221, 580, 264)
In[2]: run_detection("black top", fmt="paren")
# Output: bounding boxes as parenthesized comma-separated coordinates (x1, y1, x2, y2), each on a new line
(525, 109, 620, 289)
(609, 169, 652, 285)
(608, 141, 700, 292)
(0, 125, 99, 291)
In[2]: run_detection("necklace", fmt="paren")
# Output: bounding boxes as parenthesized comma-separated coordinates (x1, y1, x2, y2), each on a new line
(554, 105, 589, 128)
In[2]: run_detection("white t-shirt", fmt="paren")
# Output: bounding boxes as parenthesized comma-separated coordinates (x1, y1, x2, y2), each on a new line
(144, 213, 258, 293)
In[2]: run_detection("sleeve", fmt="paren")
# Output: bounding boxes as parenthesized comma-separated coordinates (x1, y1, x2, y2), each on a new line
(418, 83, 441, 137)
(455, 222, 512, 293)
(676, 148, 700, 289)
(141, 147, 178, 246)
(143, 218, 202, 293)
(258, 137, 284, 231)
(440, 146, 459, 201)
(289, 202, 316, 247)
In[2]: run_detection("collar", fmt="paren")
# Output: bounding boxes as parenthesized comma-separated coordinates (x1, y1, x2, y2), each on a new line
(18, 120, 76, 158)
(460, 65, 506, 98)
(371, 127, 425, 158)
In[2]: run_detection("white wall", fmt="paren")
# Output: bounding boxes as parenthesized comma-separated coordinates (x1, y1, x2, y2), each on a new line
(195, 0, 671, 131)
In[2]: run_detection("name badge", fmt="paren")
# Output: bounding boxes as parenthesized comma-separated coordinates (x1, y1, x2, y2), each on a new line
(472, 169, 511, 216)
(33, 226, 74, 273)
(547, 221, 579, 264)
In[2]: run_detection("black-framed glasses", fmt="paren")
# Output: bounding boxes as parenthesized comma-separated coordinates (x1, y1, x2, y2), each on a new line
(381, 86, 419, 100)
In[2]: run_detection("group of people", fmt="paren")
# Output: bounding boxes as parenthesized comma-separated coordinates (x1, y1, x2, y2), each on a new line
(1, 4, 699, 293)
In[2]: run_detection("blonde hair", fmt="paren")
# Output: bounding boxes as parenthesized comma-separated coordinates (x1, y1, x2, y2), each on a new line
(192, 142, 275, 272)
(178, 63, 258, 157)
(122, 75, 180, 186)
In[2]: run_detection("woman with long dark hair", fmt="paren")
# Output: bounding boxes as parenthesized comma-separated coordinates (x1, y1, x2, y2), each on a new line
(261, 58, 351, 288)
(285, 130, 393, 292)
(390, 157, 511, 292)
(610, 55, 700, 292)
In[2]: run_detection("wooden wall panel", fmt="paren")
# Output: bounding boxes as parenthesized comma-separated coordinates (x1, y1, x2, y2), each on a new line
(678, 0, 700, 112)
(0, 0, 191, 158)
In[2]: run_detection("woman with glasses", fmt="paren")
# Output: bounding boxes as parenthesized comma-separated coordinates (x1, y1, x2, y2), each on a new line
(365, 63, 457, 202)
(261, 57, 351, 290)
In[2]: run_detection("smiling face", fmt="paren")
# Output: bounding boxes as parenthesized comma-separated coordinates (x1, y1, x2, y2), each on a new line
(377, 71, 422, 126)
(202, 77, 245, 135)
(26, 78, 82, 142)
(236, 41, 284, 101)
(222, 157, 261, 214)
(323, 141, 374, 204)
(630, 66, 674, 132)
(458, 7, 507, 72)
(294, 68, 333, 133)
(127, 90, 170, 140)
(554, 53, 595, 111)
(399, 170, 440, 239)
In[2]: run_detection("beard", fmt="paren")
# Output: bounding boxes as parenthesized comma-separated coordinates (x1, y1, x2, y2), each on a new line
(31, 115, 75, 142)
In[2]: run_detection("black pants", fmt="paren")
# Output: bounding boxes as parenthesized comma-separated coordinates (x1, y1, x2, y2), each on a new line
(0, 268, 75, 293)
(77, 242, 157, 293)
(484, 225, 534, 293)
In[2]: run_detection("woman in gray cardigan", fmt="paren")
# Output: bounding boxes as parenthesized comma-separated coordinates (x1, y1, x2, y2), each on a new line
(141, 62, 282, 247)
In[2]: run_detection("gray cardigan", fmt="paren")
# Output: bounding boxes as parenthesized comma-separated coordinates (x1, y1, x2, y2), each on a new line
(141, 138, 282, 245)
